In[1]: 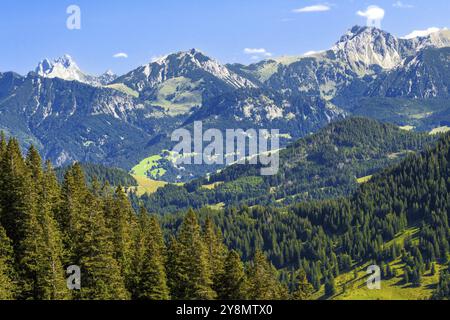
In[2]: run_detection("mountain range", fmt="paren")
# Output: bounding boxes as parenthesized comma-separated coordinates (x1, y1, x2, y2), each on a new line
(1, 25, 450, 181)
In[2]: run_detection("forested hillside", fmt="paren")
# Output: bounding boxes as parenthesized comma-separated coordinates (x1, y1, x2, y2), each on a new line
(0, 133, 308, 300)
(0, 130, 449, 300)
(159, 130, 450, 299)
(137, 118, 435, 213)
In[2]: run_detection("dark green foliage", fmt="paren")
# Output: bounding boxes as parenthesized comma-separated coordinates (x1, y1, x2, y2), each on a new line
(56, 163, 137, 187)
(217, 250, 247, 300)
(324, 275, 336, 297)
(432, 271, 450, 300)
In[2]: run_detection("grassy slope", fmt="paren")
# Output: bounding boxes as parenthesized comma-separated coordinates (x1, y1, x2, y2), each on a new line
(313, 228, 441, 300)
(128, 175, 167, 196)
(328, 261, 440, 300)
(130, 155, 167, 179)
(105, 83, 139, 98)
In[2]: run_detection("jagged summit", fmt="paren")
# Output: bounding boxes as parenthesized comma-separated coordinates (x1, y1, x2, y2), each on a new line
(35, 55, 116, 86)
(113, 48, 257, 103)
(36, 54, 85, 82)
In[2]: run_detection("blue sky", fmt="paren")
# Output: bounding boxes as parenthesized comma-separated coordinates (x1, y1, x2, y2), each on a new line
(0, 0, 448, 76)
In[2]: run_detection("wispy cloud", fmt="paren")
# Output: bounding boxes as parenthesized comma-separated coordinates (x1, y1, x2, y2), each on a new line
(244, 48, 272, 60)
(303, 50, 325, 56)
(393, 1, 414, 9)
(292, 4, 331, 13)
(113, 52, 128, 59)
(401, 27, 441, 39)
(357, 5, 385, 20)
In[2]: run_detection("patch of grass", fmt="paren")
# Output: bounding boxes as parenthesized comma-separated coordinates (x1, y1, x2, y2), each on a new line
(131, 155, 167, 179)
(326, 260, 441, 300)
(152, 77, 203, 115)
(202, 182, 224, 190)
(410, 112, 434, 120)
(105, 83, 139, 98)
(128, 175, 167, 196)
(207, 202, 225, 210)
(357, 175, 373, 184)
(430, 126, 450, 135)
(399, 125, 415, 131)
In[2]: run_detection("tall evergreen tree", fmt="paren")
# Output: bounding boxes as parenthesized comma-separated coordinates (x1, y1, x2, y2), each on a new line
(0, 139, 31, 248)
(0, 224, 15, 299)
(105, 186, 136, 289)
(77, 192, 129, 300)
(292, 270, 314, 300)
(203, 216, 227, 293)
(136, 213, 169, 300)
(217, 250, 247, 300)
(247, 250, 287, 300)
(19, 146, 69, 300)
(174, 209, 216, 300)
(324, 275, 336, 297)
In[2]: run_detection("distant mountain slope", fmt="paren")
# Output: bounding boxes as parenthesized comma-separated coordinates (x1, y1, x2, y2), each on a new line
(138, 118, 435, 213)
(368, 47, 450, 98)
(0, 72, 170, 168)
(113, 49, 257, 115)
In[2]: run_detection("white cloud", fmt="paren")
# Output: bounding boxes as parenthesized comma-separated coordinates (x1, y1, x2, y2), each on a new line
(401, 27, 441, 39)
(244, 48, 272, 60)
(244, 48, 272, 56)
(357, 5, 385, 20)
(393, 1, 414, 9)
(292, 4, 331, 13)
(303, 50, 325, 56)
(113, 52, 128, 59)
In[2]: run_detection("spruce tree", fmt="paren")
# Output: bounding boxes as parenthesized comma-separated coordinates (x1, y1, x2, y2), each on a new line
(203, 216, 227, 293)
(246, 250, 286, 300)
(324, 275, 336, 297)
(217, 250, 247, 300)
(19, 146, 69, 300)
(105, 186, 136, 289)
(292, 270, 313, 300)
(136, 213, 169, 300)
(0, 224, 15, 299)
(0, 139, 31, 248)
(175, 209, 216, 300)
(77, 192, 129, 300)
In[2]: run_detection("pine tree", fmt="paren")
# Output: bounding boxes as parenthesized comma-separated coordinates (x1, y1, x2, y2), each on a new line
(0, 139, 31, 248)
(59, 163, 91, 263)
(174, 209, 216, 300)
(0, 132, 6, 158)
(105, 186, 136, 290)
(324, 275, 336, 297)
(60, 164, 129, 299)
(217, 250, 247, 300)
(247, 249, 286, 300)
(77, 192, 129, 300)
(135, 212, 169, 300)
(0, 224, 15, 299)
(19, 146, 69, 300)
(292, 270, 313, 300)
(166, 235, 186, 299)
(203, 216, 227, 293)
